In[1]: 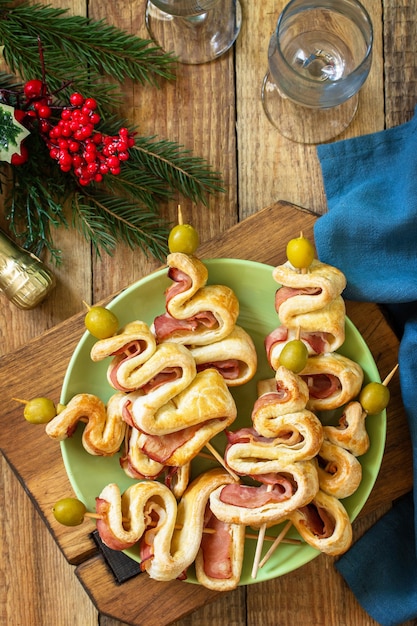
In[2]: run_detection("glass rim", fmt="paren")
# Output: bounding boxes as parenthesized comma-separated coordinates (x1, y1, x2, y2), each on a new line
(274, 0, 374, 85)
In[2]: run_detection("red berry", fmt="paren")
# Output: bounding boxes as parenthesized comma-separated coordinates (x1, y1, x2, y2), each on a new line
(11, 144, 29, 165)
(14, 109, 26, 123)
(59, 151, 73, 167)
(89, 113, 100, 125)
(87, 162, 98, 174)
(39, 120, 50, 134)
(70, 93, 84, 107)
(37, 105, 52, 119)
(84, 97, 97, 110)
(107, 155, 120, 168)
(72, 156, 83, 168)
(24, 79, 43, 100)
(84, 152, 97, 164)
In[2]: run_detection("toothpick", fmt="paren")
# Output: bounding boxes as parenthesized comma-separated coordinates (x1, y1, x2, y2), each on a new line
(177, 204, 183, 225)
(251, 520, 268, 579)
(382, 363, 399, 386)
(197, 451, 216, 461)
(12, 397, 29, 405)
(258, 520, 293, 569)
(85, 510, 301, 544)
(251, 484, 273, 579)
(205, 442, 240, 482)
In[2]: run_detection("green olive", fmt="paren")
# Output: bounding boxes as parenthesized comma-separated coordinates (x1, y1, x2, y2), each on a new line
(84, 306, 119, 339)
(23, 397, 57, 424)
(359, 382, 390, 415)
(52, 497, 87, 526)
(279, 339, 309, 373)
(168, 223, 199, 255)
(286, 235, 315, 269)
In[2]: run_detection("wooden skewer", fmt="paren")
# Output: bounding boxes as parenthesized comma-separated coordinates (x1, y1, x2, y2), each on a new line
(251, 484, 273, 579)
(251, 521, 268, 579)
(84, 511, 301, 544)
(197, 451, 217, 461)
(177, 203, 183, 225)
(205, 442, 240, 482)
(382, 363, 399, 386)
(12, 397, 29, 404)
(258, 520, 293, 569)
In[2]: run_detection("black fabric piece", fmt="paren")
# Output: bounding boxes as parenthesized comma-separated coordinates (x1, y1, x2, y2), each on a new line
(91, 530, 143, 584)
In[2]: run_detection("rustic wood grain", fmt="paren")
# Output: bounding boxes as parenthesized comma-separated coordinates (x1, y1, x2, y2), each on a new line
(0, 202, 413, 626)
(1, 0, 415, 624)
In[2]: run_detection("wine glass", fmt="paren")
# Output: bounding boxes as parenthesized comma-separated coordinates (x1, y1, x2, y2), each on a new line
(145, 0, 242, 65)
(261, 0, 373, 144)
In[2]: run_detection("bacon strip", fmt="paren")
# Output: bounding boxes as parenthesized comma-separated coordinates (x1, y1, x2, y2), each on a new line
(153, 311, 218, 341)
(196, 359, 240, 380)
(219, 478, 294, 508)
(275, 286, 322, 312)
(96, 497, 137, 550)
(165, 267, 192, 302)
(297, 503, 335, 538)
(200, 507, 233, 579)
(301, 373, 341, 399)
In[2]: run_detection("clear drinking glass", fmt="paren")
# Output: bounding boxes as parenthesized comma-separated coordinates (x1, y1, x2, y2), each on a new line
(145, 0, 242, 65)
(261, 0, 373, 144)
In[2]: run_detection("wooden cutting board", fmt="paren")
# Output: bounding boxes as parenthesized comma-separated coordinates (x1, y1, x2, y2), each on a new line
(0, 201, 412, 626)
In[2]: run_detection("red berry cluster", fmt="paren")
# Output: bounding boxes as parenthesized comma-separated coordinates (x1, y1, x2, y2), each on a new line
(10, 80, 134, 183)
(46, 92, 134, 186)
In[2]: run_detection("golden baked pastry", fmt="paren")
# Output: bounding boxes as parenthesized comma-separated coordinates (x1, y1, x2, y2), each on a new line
(317, 438, 362, 499)
(126, 367, 237, 436)
(209, 459, 319, 527)
(251, 368, 323, 453)
(120, 426, 165, 480)
(153, 252, 239, 346)
(290, 489, 353, 555)
(108, 340, 197, 394)
(300, 352, 364, 412)
(323, 401, 370, 456)
(45, 392, 127, 456)
(95, 468, 238, 583)
(266, 298, 346, 365)
(189, 325, 257, 386)
(90, 320, 156, 364)
(195, 503, 245, 591)
(272, 258, 347, 321)
(225, 418, 323, 474)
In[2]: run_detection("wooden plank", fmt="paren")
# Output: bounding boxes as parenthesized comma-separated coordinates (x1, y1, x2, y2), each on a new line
(1, 201, 410, 626)
(235, 0, 385, 219)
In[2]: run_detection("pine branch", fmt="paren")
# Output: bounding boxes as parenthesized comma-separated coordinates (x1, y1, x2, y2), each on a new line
(73, 190, 170, 261)
(0, 3, 226, 263)
(0, 0, 177, 99)
(132, 136, 226, 205)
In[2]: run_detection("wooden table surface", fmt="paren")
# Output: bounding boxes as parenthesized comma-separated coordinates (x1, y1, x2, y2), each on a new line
(1, 1, 416, 625)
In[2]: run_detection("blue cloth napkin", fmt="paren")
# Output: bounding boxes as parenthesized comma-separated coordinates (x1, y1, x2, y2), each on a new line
(313, 108, 417, 626)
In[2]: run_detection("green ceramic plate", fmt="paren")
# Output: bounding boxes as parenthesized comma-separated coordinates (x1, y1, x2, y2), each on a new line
(60, 259, 386, 585)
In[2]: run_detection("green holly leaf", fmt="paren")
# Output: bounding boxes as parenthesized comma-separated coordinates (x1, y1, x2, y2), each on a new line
(0, 103, 30, 163)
